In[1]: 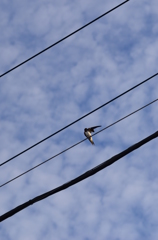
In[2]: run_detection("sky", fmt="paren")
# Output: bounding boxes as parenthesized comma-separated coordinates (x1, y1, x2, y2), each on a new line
(0, 0, 158, 239)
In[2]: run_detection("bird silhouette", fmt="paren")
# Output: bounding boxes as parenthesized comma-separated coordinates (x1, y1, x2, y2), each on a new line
(84, 126, 101, 145)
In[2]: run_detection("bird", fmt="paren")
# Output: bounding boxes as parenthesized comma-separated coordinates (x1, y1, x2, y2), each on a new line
(84, 126, 101, 145)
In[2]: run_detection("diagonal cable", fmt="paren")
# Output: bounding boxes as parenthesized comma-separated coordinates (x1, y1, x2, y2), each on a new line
(0, 0, 129, 77)
(0, 72, 157, 167)
(1, 98, 157, 188)
(0, 129, 158, 222)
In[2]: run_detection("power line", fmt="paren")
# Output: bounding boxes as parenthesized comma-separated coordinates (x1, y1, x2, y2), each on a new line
(0, 72, 157, 167)
(0, 0, 129, 78)
(0, 130, 157, 222)
(1, 98, 157, 188)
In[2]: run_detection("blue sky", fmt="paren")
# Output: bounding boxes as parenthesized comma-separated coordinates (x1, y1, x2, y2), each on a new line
(0, 0, 158, 239)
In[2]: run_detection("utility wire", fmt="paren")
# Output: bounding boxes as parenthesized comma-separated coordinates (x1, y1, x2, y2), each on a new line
(0, 0, 129, 78)
(0, 130, 158, 222)
(1, 98, 157, 188)
(0, 72, 157, 167)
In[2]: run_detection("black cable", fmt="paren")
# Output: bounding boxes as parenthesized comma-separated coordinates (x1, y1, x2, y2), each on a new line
(0, 0, 129, 78)
(1, 98, 157, 188)
(0, 73, 157, 167)
(0, 130, 157, 222)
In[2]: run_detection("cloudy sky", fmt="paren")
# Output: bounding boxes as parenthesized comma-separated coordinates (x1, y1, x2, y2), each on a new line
(0, 0, 158, 239)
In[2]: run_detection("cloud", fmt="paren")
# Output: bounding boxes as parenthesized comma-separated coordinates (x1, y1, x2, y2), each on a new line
(0, 0, 158, 239)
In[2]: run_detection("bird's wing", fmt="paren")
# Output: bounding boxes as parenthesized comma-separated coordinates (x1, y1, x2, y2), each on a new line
(88, 125, 101, 132)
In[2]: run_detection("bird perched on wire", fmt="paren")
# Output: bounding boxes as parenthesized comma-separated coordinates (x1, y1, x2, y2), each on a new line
(84, 126, 101, 145)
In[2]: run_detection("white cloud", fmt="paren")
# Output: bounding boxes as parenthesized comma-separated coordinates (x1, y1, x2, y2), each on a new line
(0, 0, 158, 239)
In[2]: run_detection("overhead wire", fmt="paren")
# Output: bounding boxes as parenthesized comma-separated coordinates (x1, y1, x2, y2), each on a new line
(0, 0, 157, 224)
(0, 72, 157, 167)
(0, 0, 129, 78)
(1, 97, 157, 188)
(0, 129, 158, 222)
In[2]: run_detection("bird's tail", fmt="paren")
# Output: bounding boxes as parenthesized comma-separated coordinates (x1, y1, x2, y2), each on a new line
(90, 138, 95, 145)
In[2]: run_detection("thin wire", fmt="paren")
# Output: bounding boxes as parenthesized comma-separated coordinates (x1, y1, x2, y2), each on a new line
(0, 73, 157, 167)
(0, 0, 129, 78)
(1, 129, 158, 222)
(1, 98, 157, 188)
